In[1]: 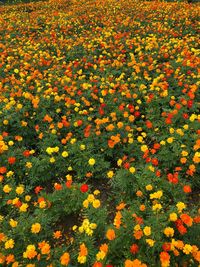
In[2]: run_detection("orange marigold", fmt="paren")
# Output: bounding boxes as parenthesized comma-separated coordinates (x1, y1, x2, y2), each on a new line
(60, 252, 70, 266)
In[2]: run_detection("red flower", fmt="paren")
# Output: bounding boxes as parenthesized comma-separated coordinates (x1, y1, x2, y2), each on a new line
(162, 243, 171, 251)
(23, 150, 30, 157)
(80, 184, 89, 193)
(8, 157, 16, 165)
(35, 186, 43, 194)
(130, 244, 139, 254)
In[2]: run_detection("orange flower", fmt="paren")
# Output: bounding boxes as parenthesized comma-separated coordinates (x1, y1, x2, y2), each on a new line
(79, 243, 88, 257)
(6, 254, 15, 264)
(183, 185, 191, 193)
(0, 166, 7, 174)
(53, 231, 62, 239)
(116, 202, 126, 210)
(93, 262, 103, 267)
(180, 214, 193, 227)
(38, 241, 51, 254)
(134, 230, 143, 240)
(160, 251, 170, 267)
(106, 229, 116, 240)
(60, 252, 70, 266)
(114, 211, 122, 229)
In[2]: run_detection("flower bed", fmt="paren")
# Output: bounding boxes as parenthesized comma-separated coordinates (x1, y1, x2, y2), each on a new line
(0, 0, 200, 266)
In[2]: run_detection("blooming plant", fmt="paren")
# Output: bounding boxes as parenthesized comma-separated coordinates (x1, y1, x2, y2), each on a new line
(0, 0, 200, 266)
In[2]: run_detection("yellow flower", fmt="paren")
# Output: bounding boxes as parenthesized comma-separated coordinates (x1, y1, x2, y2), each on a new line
(92, 199, 101, 208)
(150, 190, 163, 199)
(189, 114, 197, 122)
(164, 227, 174, 237)
(26, 162, 32, 168)
(53, 146, 59, 153)
(141, 145, 148, 152)
(6, 171, 14, 177)
(62, 151, 69, 157)
(183, 244, 193, 254)
(83, 199, 89, 208)
(169, 213, 178, 222)
(129, 167, 136, 173)
(146, 239, 155, 247)
(8, 140, 14, 146)
(167, 137, 174, 144)
(25, 195, 31, 202)
(87, 194, 95, 203)
(9, 219, 18, 228)
(152, 203, 162, 211)
(50, 157, 55, 163)
(90, 223, 97, 229)
(181, 151, 188, 157)
(107, 170, 114, 178)
(19, 203, 28, 212)
(143, 226, 151, 236)
(39, 201, 46, 209)
(93, 190, 100, 195)
(80, 144, 86, 150)
(14, 68, 19, 74)
(16, 185, 24, 195)
(3, 185, 12, 193)
(146, 184, 153, 191)
(88, 158, 95, 166)
(31, 223, 41, 234)
(117, 159, 122, 166)
(46, 147, 53, 155)
(176, 202, 186, 213)
(160, 140, 166, 145)
(5, 239, 15, 249)
(96, 250, 106, 261)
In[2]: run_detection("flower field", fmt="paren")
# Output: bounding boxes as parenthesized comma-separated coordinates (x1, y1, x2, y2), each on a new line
(0, 0, 200, 266)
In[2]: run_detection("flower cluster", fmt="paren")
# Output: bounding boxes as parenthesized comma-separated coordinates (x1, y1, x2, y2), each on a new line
(0, 0, 199, 266)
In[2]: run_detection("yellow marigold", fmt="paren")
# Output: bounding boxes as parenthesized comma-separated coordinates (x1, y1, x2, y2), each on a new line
(146, 184, 153, 191)
(19, 203, 28, 212)
(164, 227, 174, 237)
(167, 137, 174, 144)
(141, 145, 148, 152)
(16, 185, 24, 195)
(92, 199, 101, 209)
(169, 213, 178, 222)
(3, 185, 12, 193)
(88, 158, 95, 166)
(5, 239, 15, 249)
(9, 219, 18, 228)
(183, 244, 193, 255)
(146, 239, 155, 247)
(176, 202, 186, 213)
(31, 223, 41, 234)
(107, 170, 114, 178)
(143, 226, 151, 236)
(152, 203, 162, 211)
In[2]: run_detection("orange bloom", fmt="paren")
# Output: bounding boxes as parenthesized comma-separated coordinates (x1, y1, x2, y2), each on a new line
(160, 251, 170, 267)
(38, 241, 51, 254)
(106, 229, 116, 240)
(79, 243, 88, 257)
(180, 214, 193, 227)
(53, 231, 62, 239)
(183, 185, 192, 193)
(6, 254, 15, 264)
(114, 211, 122, 229)
(60, 252, 70, 266)
(134, 230, 143, 240)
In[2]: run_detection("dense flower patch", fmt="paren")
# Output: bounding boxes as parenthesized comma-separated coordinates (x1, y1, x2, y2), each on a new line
(0, 0, 200, 266)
